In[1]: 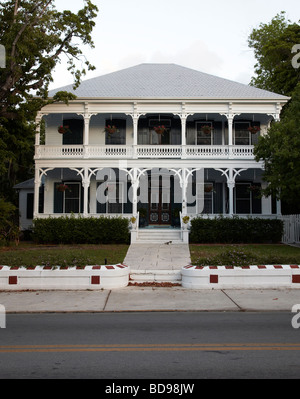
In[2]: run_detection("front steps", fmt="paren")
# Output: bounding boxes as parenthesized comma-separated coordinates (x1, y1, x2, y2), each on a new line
(134, 228, 183, 244)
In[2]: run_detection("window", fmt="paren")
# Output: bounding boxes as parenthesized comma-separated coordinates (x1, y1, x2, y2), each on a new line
(107, 182, 123, 214)
(234, 122, 250, 145)
(235, 183, 250, 214)
(235, 183, 261, 214)
(54, 182, 81, 213)
(105, 119, 126, 145)
(149, 118, 171, 145)
(196, 122, 213, 145)
(62, 119, 83, 145)
(64, 183, 81, 213)
(196, 183, 214, 214)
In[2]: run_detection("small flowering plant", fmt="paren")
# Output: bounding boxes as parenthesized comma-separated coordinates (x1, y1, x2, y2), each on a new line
(57, 125, 70, 134)
(57, 183, 70, 192)
(248, 126, 260, 134)
(104, 125, 119, 135)
(200, 125, 213, 134)
(153, 125, 168, 135)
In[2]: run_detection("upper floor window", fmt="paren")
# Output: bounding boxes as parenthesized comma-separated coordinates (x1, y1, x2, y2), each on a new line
(234, 122, 260, 145)
(105, 119, 126, 145)
(196, 122, 213, 145)
(62, 119, 83, 145)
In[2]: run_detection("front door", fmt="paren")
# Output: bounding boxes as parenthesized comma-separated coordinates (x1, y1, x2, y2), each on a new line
(148, 176, 171, 225)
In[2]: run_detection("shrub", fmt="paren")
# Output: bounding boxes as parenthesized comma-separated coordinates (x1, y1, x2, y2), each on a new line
(189, 216, 283, 244)
(0, 198, 19, 245)
(32, 215, 130, 244)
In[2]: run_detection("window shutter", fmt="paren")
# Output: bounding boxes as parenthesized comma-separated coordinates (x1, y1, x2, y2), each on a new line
(26, 193, 34, 219)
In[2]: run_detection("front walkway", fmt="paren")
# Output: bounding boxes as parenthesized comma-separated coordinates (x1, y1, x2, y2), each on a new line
(123, 243, 191, 270)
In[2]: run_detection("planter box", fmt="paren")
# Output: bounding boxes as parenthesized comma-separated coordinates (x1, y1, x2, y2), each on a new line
(0, 264, 130, 290)
(181, 265, 300, 289)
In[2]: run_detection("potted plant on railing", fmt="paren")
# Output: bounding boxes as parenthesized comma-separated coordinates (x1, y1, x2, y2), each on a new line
(104, 125, 119, 136)
(182, 215, 190, 229)
(200, 125, 213, 135)
(248, 126, 260, 134)
(57, 125, 70, 134)
(57, 183, 70, 192)
(130, 216, 137, 229)
(153, 125, 168, 135)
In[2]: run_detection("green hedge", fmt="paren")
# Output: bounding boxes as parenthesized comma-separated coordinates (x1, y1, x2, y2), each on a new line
(33, 215, 130, 244)
(189, 216, 284, 244)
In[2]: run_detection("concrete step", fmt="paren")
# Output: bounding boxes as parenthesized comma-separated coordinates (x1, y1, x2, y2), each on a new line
(129, 269, 182, 284)
(136, 229, 183, 243)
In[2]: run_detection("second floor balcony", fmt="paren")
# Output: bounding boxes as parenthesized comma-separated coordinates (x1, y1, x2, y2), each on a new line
(35, 143, 255, 160)
(35, 112, 264, 161)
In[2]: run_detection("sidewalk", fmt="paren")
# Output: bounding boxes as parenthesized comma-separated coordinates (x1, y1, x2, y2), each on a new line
(0, 287, 299, 313)
(123, 243, 191, 270)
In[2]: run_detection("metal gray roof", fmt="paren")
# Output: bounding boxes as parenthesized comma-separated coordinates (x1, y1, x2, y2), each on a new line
(49, 63, 288, 100)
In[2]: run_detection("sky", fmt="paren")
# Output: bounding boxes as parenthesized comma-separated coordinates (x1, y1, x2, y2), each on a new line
(50, 0, 300, 90)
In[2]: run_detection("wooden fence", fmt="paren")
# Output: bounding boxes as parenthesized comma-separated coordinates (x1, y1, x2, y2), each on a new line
(281, 215, 300, 244)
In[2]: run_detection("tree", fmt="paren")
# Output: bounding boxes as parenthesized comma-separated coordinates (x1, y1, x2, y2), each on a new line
(248, 11, 300, 97)
(0, 0, 98, 119)
(254, 83, 300, 213)
(0, 0, 98, 230)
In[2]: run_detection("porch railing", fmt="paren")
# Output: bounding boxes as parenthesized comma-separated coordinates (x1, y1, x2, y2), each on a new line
(35, 144, 255, 160)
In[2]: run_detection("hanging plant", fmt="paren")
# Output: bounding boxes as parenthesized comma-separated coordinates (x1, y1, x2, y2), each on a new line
(57, 125, 70, 134)
(248, 126, 260, 134)
(153, 125, 168, 135)
(200, 125, 213, 135)
(204, 184, 213, 193)
(104, 125, 119, 135)
(57, 183, 70, 192)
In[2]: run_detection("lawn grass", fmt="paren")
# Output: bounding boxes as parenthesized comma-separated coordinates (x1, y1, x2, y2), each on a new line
(1, 242, 300, 268)
(190, 244, 300, 266)
(0, 242, 130, 268)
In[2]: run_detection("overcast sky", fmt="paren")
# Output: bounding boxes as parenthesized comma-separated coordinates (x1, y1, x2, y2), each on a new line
(50, 0, 300, 90)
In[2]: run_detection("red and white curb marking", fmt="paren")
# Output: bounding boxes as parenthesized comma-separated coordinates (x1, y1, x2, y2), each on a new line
(0, 264, 130, 290)
(181, 265, 300, 289)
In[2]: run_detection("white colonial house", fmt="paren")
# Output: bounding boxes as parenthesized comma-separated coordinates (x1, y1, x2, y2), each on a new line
(32, 63, 289, 243)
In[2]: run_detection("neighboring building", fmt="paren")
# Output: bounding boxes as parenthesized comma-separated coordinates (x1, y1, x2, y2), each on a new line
(32, 63, 289, 242)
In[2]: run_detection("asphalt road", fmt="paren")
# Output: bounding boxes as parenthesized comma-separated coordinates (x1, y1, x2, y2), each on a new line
(0, 312, 299, 381)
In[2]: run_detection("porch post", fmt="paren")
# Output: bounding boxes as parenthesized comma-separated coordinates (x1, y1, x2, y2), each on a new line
(82, 167, 90, 216)
(79, 104, 94, 158)
(131, 168, 138, 216)
(127, 104, 145, 159)
(34, 113, 42, 159)
(175, 105, 193, 159)
(223, 168, 235, 216)
(33, 166, 41, 218)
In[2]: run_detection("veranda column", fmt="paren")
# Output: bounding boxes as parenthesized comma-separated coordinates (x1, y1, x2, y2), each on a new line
(83, 113, 93, 159)
(174, 106, 193, 159)
(131, 168, 138, 216)
(82, 167, 90, 216)
(34, 113, 42, 159)
(127, 105, 145, 159)
(226, 169, 235, 216)
(33, 166, 41, 218)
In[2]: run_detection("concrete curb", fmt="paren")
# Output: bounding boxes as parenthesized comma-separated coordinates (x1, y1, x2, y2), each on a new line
(0, 264, 130, 290)
(181, 265, 300, 289)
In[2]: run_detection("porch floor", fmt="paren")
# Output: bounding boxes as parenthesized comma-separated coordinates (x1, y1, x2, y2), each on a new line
(123, 243, 191, 270)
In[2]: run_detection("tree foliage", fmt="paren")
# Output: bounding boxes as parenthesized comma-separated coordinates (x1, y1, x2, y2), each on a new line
(254, 83, 300, 212)
(248, 11, 300, 96)
(0, 0, 98, 211)
(0, 0, 98, 119)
